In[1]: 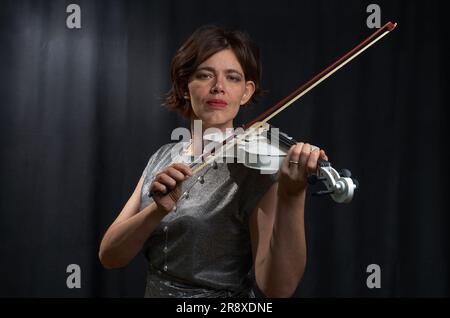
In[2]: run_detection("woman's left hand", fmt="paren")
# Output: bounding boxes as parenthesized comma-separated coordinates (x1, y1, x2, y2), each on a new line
(277, 143, 328, 198)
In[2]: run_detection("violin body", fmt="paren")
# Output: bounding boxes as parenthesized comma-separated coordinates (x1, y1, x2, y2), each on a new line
(203, 125, 358, 203)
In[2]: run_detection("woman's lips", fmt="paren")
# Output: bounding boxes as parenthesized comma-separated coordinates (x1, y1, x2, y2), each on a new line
(206, 99, 228, 108)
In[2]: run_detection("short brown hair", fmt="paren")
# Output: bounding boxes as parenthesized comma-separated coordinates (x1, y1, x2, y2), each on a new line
(164, 25, 263, 118)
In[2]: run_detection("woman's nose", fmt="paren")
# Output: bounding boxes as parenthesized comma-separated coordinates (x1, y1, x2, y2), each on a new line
(210, 77, 225, 94)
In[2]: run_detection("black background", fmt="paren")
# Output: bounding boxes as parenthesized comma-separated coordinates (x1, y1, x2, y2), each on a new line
(0, 0, 448, 297)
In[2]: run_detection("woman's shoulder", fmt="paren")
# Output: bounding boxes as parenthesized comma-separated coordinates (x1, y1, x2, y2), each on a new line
(149, 141, 188, 160)
(153, 141, 180, 156)
(142, 141, 188, 177)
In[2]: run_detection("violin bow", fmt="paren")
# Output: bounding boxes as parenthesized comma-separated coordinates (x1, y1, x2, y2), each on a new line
(188, 21, 397, 175)
(244, 21, 397, 130)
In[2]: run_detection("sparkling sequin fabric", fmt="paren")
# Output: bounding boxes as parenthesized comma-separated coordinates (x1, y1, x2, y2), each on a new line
(140, 142, 277, 298)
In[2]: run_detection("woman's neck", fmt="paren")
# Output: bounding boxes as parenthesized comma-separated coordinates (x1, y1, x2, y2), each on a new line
(187, 119, 234, 156)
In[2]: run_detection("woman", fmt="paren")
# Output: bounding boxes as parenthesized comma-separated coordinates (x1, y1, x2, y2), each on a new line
(99, 25, 328, 298)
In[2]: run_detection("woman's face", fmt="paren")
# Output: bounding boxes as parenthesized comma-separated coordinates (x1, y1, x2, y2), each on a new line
(187, 49, 255, 131)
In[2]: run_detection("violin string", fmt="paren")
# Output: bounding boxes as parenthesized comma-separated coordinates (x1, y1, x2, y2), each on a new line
(188, 131, 248, 175)
(177, 133, 245, 201)
(171, 127, 313, 201)
(188, 126, 295, 174)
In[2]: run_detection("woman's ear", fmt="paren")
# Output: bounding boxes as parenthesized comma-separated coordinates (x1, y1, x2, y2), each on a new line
(240, 81, 255, 105)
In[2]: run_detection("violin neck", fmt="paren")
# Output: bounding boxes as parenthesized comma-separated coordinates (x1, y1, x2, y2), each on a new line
(267, 125, 298, 149)
(267, 125, 325, 163)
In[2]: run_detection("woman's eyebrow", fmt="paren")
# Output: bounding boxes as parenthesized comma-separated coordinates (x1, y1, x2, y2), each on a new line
(196, 66, 243, 77)
(196, 66, 215, 73)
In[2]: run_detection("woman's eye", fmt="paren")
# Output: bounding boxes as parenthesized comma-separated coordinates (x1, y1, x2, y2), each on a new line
(228, 75, 242, 82)
(196, 73, 212, 80)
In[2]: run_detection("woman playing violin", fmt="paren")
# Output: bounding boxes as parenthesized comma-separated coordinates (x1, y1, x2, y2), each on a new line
(99, 25, 328, 298)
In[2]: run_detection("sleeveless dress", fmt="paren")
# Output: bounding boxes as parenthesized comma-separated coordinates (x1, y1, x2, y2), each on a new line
(139, 141, 278, 297)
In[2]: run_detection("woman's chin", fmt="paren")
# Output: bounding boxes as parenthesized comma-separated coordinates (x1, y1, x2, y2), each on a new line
(198, 115, 232, 129)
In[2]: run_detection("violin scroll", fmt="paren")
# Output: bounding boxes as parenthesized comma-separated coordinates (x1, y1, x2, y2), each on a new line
(308, 161, 358, 203)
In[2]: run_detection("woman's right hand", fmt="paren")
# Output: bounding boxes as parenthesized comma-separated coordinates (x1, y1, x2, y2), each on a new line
(149, 163, 193, 213)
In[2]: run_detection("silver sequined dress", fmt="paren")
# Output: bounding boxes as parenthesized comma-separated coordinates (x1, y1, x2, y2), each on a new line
(140, 141, 277, 297)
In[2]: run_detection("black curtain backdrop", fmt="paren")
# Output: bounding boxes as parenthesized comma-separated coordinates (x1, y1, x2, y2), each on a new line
(0, 0, 448, 297)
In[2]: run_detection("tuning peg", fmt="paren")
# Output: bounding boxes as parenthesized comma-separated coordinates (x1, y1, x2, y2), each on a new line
(307, 175, 326, 185)
(352, 178, 359, 189)
(318, 160, 331, 167)
(312, 189, 334, 196)
(181, 191, 190, 200)
(339, 169, 352, 178)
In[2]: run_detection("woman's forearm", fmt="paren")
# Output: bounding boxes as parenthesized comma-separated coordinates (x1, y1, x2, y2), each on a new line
(99, 202, 166, 269)
(260, 191, 307, 297)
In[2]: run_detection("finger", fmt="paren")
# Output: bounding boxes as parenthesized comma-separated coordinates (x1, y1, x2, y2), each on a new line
(171, 163, 193, 176)
(168, 188, 180, 204)
(319, 150, 328, 161)
(157, 174, 177, 190)
(299, 143, 311, 168)
(290, 142, 304, 169)
(166, 167, 187, 182)
(281, 144, 297, 171)
(151, 182, 167, 195)
(306, 148, 321, 174)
